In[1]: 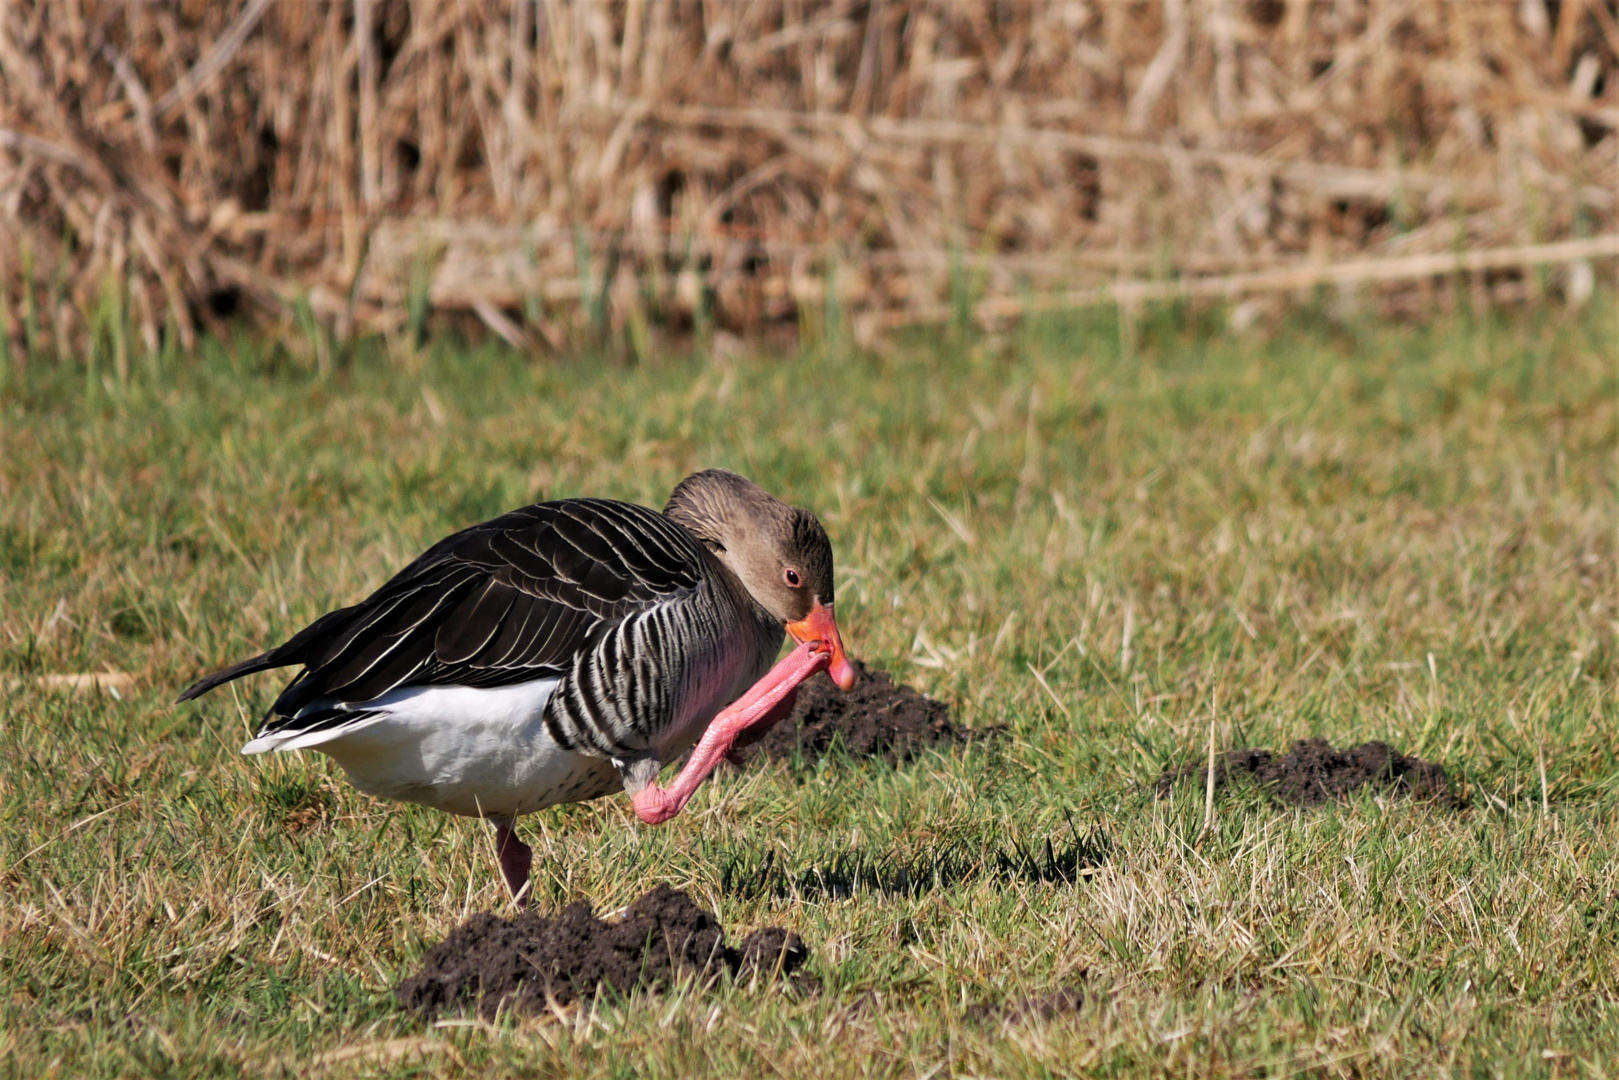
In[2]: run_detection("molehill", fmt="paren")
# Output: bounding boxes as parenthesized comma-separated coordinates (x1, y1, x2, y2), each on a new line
(741, 658, 993, 766)
(395, 885, 809, 1020)
(1156, 738, 1460, 808)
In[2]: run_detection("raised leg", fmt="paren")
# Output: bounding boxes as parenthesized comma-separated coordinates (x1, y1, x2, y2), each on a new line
(632, 641, 829, 824)
(726, 685, 800, 763)
(492, 819, 533, 908)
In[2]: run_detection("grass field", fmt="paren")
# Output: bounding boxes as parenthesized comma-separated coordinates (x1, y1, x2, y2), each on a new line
(1, 296, 1615, 1078)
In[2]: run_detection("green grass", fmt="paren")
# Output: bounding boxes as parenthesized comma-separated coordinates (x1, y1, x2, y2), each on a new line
(1, 296, 1615, 1077)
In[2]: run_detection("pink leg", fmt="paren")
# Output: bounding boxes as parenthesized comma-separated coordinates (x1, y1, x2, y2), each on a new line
(632, 641, 829, 824)
(726, 685, 800, 763)
(493, 822, 533, 908)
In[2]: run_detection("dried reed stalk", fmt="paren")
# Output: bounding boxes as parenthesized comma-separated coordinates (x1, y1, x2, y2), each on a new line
(0, 0, 1614, 356)
(889, 234, 1619, 328)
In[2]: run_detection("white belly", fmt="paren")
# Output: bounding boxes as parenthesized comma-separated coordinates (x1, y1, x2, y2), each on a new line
(243, 618, 780, 821)
(303, 679, 618, 819)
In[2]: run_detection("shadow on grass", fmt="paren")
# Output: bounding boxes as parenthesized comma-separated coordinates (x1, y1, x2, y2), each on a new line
(719, 817, 1112, 900)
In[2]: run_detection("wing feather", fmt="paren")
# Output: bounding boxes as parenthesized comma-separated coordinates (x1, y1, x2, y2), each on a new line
(433, 579, 518, 665)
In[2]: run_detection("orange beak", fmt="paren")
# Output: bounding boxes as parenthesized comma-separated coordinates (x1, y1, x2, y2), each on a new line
(786, 601, 857, 691)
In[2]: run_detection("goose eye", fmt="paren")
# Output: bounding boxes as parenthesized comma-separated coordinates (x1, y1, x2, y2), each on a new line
(783, 568, 802, 587)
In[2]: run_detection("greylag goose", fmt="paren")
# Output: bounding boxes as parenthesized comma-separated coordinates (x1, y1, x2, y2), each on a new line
(178, 469, 855, 904)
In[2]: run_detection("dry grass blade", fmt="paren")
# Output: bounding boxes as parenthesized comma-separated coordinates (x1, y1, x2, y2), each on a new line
(4, 672, 138, 696)
(889, 235, 1619, 328)
(309, 1036, 454, 1067)
(152, 0, 278, 118)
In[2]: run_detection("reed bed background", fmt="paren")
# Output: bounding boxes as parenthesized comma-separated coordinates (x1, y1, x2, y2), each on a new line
(1, 0, 1615, 363)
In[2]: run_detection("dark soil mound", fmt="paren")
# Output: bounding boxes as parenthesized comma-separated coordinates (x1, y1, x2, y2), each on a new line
(742, 658, 994, 766)
(1156, 738, 1459, 807)
(395, 885, 809, 1019)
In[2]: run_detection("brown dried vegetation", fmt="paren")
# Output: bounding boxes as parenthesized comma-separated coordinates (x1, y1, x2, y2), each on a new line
(1, 0, 1614, 358)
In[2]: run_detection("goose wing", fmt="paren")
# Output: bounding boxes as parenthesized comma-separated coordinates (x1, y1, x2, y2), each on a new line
(178, 499, 709, 723)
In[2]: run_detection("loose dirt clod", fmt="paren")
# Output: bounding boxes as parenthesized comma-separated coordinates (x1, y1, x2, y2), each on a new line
(1156, 738, 1459, 807)
(741, 658, 993, 766)
(395, 885, 809, 1019)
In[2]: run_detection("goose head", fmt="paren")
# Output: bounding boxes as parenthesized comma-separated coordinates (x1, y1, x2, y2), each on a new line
(665, 469, 857, 690)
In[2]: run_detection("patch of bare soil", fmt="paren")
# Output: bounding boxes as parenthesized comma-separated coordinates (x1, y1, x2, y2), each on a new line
(1156, 738, 1460, 807)
(741, 658, 996, 766)
(395, 885, 809, 1020)
(279, 805, 327, 834)
(968, 983, 1086, 1023)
